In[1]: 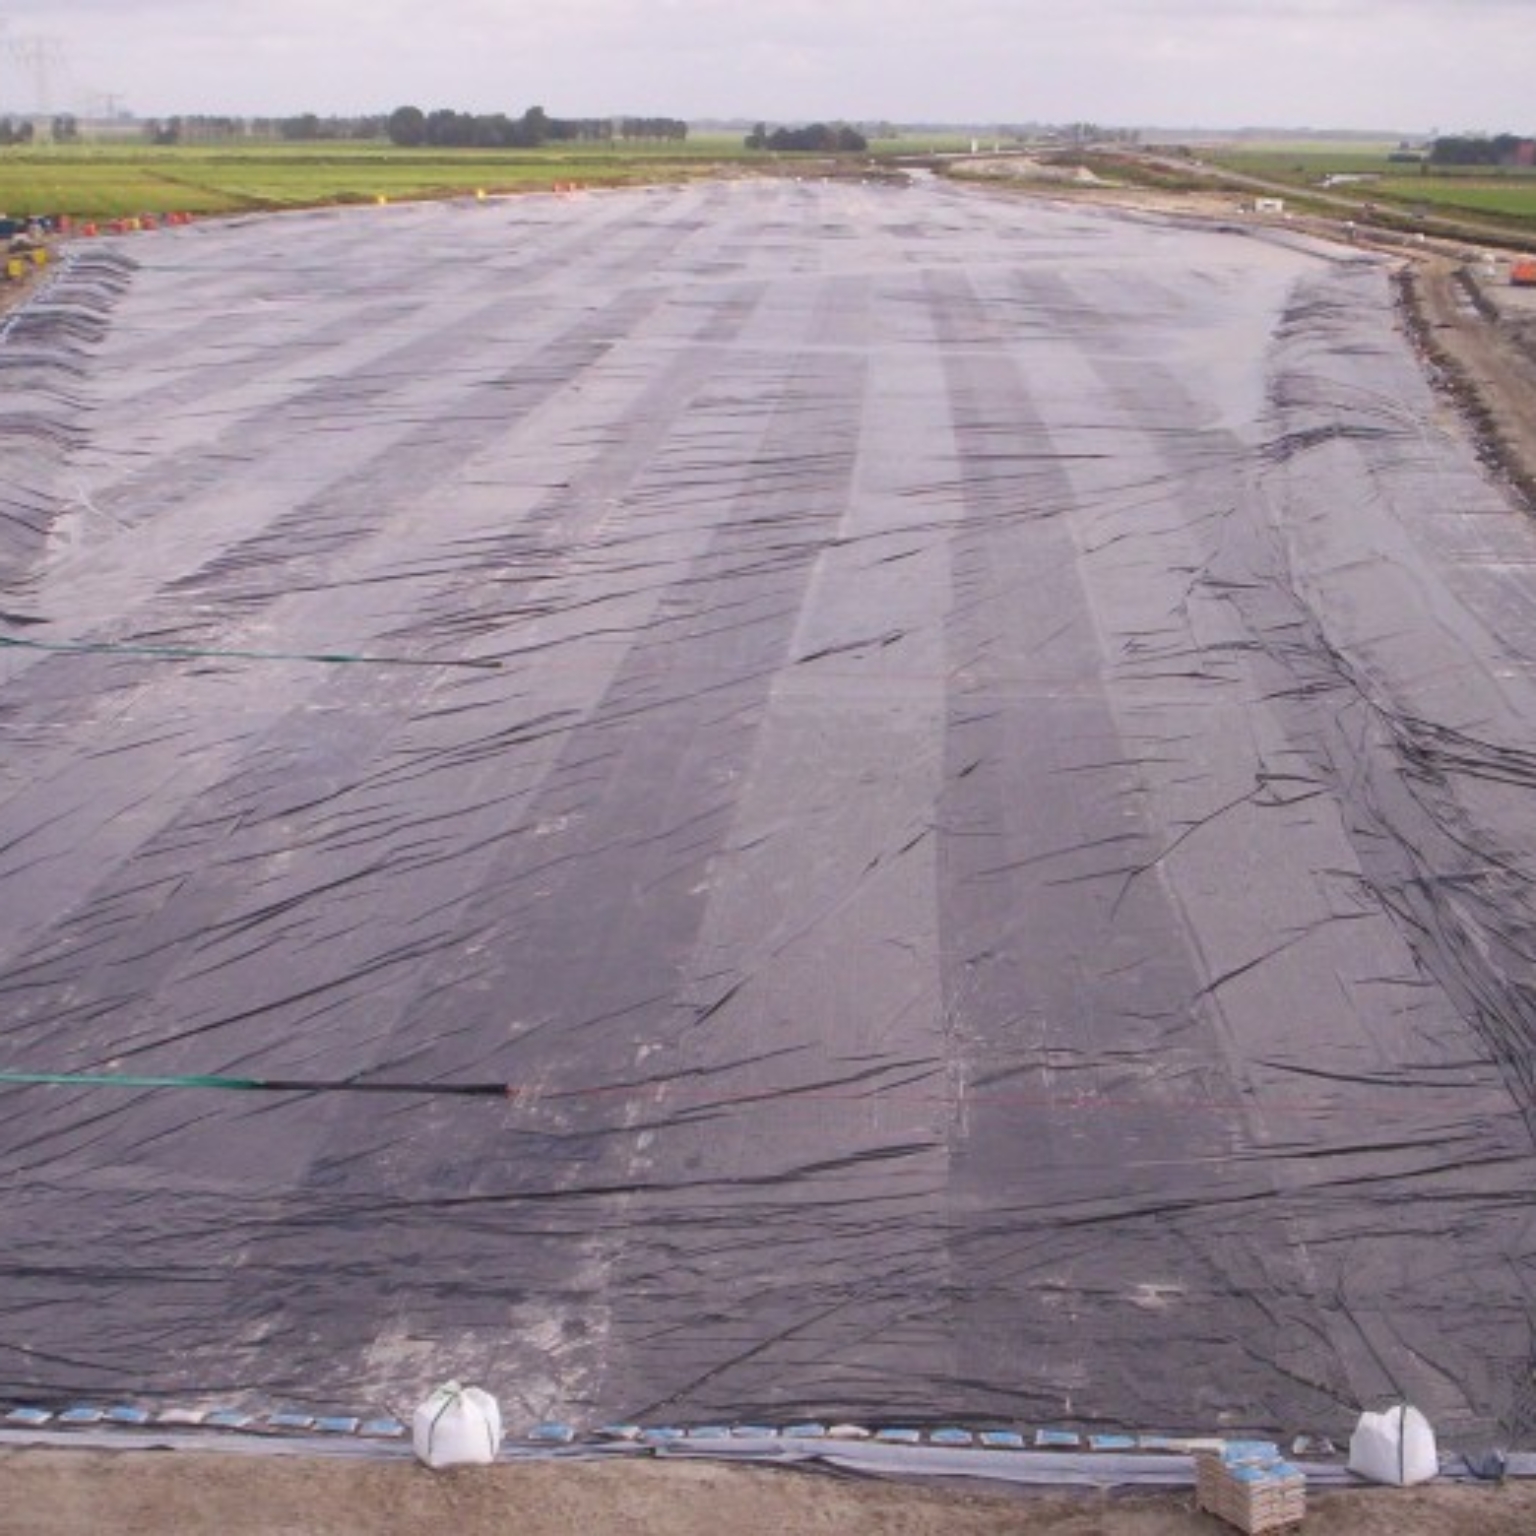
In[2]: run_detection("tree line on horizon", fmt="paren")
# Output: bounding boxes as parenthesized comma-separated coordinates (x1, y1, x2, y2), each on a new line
(744, 122, 868, 153)
(32, 111, 687, 148)
(134, 114, 388, 145)
(386, 107, 686, 148)
(1, 114, 85, 145)
(1427, 132, 1535, 168)
(15, 115, 1530, 166)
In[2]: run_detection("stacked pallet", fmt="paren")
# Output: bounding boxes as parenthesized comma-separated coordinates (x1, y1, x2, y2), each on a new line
(1195, 1442, 1307, 1534)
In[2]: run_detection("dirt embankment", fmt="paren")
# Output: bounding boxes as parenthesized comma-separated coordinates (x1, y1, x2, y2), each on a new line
(1396, 256, 1536, 510)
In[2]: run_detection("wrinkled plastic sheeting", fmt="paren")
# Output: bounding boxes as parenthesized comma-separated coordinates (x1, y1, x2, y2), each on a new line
(1, 182, 1535, 1447)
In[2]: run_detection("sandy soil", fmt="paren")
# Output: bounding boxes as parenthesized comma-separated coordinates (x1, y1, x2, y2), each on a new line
(1, 1449, 1535, 1536)
(1397, 256, 1536, 508)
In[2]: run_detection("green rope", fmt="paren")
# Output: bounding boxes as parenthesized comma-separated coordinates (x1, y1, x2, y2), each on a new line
(0, 1069, 511, 1098)
(0, 1070, 259, 1092)
(0, 635, 501, 670)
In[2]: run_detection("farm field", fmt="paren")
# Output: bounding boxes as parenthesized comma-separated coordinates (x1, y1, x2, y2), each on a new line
(0, 138, 762, 220)
(1204, 143, 1536, 230)
(0, 134, 1039, 223)
(1380, 178, 1536, 220)
(1203, 142, 1422, 177)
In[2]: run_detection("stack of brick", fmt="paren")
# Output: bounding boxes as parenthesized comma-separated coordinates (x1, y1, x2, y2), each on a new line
(1195, 1441, 1307, 1533)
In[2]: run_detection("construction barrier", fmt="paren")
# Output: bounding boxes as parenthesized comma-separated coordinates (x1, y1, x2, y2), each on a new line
(46, 213, 191, 240)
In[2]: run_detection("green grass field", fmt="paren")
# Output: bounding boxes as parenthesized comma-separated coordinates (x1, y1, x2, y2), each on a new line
(1366, 177, 1536, 221)
(1205, 144, 1410, 178)
(0, 131, 1031, 222)
(0, 138, 768, 220)
(1207, 143, 1536, 227)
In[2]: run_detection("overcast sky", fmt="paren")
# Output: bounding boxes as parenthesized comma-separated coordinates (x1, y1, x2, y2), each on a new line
(3, 0, 1528, 133)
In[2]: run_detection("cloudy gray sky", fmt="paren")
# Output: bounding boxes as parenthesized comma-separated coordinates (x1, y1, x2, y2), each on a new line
(3, 0, 1528, 132)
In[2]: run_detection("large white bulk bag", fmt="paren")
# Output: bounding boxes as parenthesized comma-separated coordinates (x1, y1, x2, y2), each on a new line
(1347, 1404, 1437, 1486)
(412, 1381, 503, 1469)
